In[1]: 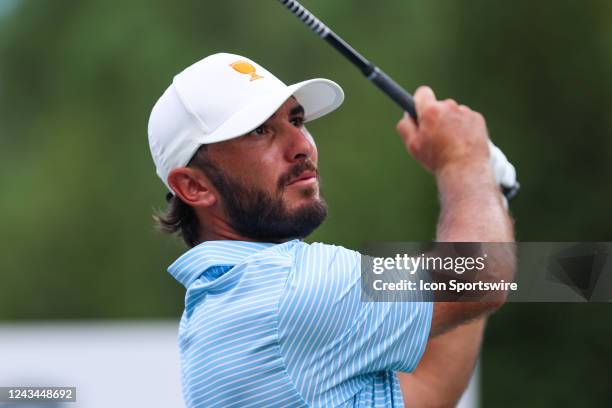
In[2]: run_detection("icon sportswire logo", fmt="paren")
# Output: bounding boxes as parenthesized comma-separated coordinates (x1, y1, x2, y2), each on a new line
(229, 61, 264, 81)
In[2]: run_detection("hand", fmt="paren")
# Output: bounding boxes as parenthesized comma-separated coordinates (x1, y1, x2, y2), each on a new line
(395, 86, 490, 177)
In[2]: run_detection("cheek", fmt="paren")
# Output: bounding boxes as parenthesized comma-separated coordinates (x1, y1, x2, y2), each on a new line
(215, 156, 277, 192)
(245, 156, 284, 191)
(208, 143, 284, 192)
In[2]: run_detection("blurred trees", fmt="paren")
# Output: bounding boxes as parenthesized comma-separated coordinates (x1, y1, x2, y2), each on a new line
(0, 1, 610, 406)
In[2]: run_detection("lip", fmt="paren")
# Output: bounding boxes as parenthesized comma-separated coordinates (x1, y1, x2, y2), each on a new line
(287, 171, 318, 186)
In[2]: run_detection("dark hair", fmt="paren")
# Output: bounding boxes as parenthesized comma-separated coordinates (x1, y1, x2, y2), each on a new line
(153, 145, 210, 248)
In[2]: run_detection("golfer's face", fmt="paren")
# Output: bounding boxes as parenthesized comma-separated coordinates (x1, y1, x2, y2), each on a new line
(207, 97, 320, 212)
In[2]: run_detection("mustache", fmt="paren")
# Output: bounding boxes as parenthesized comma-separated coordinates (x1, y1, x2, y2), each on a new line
(277, 160, 318, 190)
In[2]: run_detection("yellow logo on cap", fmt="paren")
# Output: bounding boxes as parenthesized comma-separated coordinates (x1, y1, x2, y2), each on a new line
(230, 61, 263, 81)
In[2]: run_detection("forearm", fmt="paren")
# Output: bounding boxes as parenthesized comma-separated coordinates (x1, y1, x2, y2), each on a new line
(399, 317, 486, 408)
(429, 160, 515, 336)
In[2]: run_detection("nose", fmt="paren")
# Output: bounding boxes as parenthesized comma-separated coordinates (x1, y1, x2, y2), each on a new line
(283, 123, 316, 163)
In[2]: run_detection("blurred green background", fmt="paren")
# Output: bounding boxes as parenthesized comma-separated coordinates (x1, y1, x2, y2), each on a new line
(0, 0, 610, 406)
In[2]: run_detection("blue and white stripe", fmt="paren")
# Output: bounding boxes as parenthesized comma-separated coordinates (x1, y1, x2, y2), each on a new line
(168, 240, 432, 407)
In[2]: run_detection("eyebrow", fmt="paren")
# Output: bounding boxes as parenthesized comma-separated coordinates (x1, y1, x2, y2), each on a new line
(269, 104, 305, 120)
(289, 105, 305, 117)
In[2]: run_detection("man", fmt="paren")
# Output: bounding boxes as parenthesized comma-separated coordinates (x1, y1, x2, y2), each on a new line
(148, 53, 514, 407)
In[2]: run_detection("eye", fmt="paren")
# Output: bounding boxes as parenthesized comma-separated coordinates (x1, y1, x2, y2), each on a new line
(291, 116, 305, 127)
(248, 125, 270, 137)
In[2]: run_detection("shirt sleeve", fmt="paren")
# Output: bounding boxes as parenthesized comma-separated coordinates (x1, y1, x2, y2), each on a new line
(278, 242, 432, 406)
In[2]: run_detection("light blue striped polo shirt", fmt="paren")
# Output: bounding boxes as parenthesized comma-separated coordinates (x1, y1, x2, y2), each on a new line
(168, 239, 432, 407)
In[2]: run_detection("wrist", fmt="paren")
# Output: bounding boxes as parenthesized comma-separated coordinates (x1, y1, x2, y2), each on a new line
(434, 159, 501, 208)
(435, 159, 494, 187)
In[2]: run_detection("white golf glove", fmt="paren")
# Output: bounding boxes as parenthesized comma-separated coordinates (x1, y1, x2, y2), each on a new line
(488, 140, 519, 207)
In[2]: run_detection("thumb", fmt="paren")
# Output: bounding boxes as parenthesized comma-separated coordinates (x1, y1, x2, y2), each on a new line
(414, 86, 437, 118)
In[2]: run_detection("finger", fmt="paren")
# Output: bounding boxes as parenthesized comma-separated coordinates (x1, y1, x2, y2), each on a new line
(396, 112, 418, 140)
(396, 112, 419, 155)
(444, 98, 459, 110)
(414, 86, 437, 118)
(458, 104, 470, 112)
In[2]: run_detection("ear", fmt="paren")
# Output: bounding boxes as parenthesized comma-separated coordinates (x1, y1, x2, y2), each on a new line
(167, 167, 217, 208)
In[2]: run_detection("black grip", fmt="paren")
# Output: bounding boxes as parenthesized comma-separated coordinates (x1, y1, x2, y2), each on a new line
(368, 67, 418, 121)
(502, 182, 521, 201)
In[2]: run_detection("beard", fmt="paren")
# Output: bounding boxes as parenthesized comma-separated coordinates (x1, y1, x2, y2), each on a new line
(201, 159, 328, 242)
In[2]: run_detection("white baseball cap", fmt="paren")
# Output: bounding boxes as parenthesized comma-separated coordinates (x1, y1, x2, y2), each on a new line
(147, 52, 344, 192)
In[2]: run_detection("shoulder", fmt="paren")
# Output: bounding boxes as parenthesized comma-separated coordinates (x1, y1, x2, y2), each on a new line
(277, 241, 362, 285)
(290, 241, 361, 266)
(275, 241, 364, 302)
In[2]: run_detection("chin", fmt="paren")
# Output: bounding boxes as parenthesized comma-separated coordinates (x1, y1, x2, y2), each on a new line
(286, 186, 319, 205)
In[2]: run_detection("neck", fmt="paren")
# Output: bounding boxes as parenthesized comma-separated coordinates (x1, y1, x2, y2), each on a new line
(200, 228, 256, 243)
(198, 211, 255, 242)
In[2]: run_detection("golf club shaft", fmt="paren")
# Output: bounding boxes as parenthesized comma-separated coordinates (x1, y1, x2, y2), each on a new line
(278, 0, 520, 201)
(278, 0, 418, 119)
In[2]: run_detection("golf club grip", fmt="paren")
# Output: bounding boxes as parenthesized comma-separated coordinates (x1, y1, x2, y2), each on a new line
(368, 67, 418, 121)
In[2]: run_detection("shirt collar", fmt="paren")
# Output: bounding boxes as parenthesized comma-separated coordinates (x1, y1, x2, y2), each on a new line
(167, 240, 277, 288)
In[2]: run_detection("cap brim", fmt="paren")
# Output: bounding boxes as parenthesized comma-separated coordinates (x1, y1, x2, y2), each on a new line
(200, 78, 344, 144)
